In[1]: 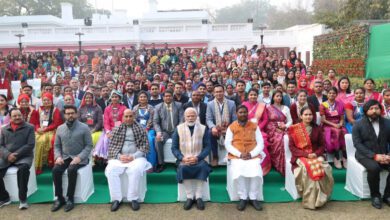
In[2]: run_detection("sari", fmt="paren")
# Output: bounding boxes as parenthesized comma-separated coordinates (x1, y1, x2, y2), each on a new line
(242, 101, 271, 176)
(345, 101, 364, 133)
(336, 92, 354, 105)
(265, 105, 288, 176)
(288, 123, 333, 209)
(319, 100, 347, 153)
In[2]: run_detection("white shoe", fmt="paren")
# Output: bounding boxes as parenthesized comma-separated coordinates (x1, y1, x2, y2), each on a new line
(0, 198, 11, 208)
(333, 157, 342, 169)
(19, 201, 29, 210)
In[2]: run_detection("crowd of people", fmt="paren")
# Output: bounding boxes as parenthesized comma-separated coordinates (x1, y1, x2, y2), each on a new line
(0, 43, 390, 212)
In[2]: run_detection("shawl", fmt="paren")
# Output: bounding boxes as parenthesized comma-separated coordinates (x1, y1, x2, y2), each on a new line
(177, 122, 205, 157)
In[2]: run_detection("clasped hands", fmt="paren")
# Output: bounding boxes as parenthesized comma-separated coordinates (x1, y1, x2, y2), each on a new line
(375, 154, 390, 164)
(55, 156, 81, 165)
(119, 154, 134, 163)
(182, 156, 198, 165)
(7, 153, 18, 163)
(240, 152, 252, 160)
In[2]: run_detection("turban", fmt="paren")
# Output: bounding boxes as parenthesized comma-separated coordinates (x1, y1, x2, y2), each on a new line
(41, 92, 53, 102)
(17, 94, 30, 105)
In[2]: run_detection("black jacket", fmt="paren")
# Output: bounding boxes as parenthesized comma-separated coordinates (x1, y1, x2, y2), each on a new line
(182, 101, 207, 126)
(352, 116, 390, 161)
(308, 94, 328, 112)
(123, 93, 138, 109)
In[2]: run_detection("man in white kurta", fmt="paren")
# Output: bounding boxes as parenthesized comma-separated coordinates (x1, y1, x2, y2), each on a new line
(225, 105, 266, 211)
(105, 109, 152, 212)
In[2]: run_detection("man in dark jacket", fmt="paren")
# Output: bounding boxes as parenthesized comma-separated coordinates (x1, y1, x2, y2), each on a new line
(182, 91, 207, 126)
(0, 108, 35, 209)
(353, 100, 390, 209)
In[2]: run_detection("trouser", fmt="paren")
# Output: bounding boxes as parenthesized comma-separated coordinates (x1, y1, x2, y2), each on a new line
(0, 163, 30, 201)
(358, 158, 390, 198)
(155, 131, 173, 165)
(52, 158, 85, 202)
(183, 179, 204, 199)
(209, 130, 219, 158)
(236, 176, 261, 200)
(105, 158, 146, 202)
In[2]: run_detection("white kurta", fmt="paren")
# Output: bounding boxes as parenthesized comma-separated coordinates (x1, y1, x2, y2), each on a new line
(105, 157, 152, 202)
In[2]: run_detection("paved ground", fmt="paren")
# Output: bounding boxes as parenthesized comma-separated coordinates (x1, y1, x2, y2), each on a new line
(2, 201, 390, 220)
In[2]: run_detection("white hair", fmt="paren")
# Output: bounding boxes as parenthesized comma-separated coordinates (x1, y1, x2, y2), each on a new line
(184, 107, 198, 117)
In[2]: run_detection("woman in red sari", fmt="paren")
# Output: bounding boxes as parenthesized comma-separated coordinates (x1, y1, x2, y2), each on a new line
(364, 78, 383, 103)
(18, 94, 39, 128)
(265, 90, 293, 176)
(288, 106, 333, 209)
(290, 90, 317, 124)
(242, 88, 271, 176)
(35, 92, 63, 174)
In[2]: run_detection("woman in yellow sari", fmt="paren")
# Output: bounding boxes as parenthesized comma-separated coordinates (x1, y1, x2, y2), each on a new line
(288, 106, 334, 209)
(35, 92, 63, 174)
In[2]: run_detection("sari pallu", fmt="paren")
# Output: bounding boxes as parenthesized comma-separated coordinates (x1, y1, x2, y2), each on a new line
(319, 101, 347, 153)
(243, 101, 271, 176)
(288, 123, 333, 209)
(265, 105, 287, 176)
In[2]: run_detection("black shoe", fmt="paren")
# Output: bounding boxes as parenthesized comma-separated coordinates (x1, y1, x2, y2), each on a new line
(372, 196, 382, 209)
(250, 200, 263, 211)
(196, 198, 205, 210)
(183, 198, 195, 210)
(383, 197, 390, 206)
(64, 200, 74, 212)
(0, 198, 11, 208)
(51, 199, 65, 212)
(155, 165, 165, 173)
(131, 200, 140, 211)
(237, 199, 247, 211)
(111, 200, 121, 212)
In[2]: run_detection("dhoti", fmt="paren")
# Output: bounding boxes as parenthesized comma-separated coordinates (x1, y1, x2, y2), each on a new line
(230, 158, 263, 200)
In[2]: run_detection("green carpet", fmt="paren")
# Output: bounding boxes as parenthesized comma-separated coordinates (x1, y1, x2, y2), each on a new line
(27, 165, 359, 204)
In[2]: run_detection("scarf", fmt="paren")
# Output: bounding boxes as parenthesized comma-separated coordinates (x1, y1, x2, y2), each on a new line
(214, 98, 230, 127)
(177, 122, 205, 157)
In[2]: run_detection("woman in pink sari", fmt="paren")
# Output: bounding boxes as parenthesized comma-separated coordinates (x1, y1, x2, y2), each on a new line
(336, 76, 354, 105)
(265, 91, 293, 176)
(364, 78, 383, 103)
(320, 87, 347, 169)
(242, 88, 271, 176)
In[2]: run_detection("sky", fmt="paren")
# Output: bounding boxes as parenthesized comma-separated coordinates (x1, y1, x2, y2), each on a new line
(89, 0, 314, 17)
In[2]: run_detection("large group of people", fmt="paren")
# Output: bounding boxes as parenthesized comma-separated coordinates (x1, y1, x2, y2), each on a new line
(0, 43, 390, 212)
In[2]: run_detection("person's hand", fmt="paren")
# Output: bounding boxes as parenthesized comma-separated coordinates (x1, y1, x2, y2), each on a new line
(37, 128, 45, 134)
(156, 132, 162, 141)
(241, 153, 251, 160)
(182, 157, 192, 165)
(7, 153, 18, 163)
(188, 156, 198, 165)
(106, 132, 112, 139)
(375, 154, 388, 164)
(211, 127, 219, 137)
(278, 122, 286, 130)
(55, 157, 64, 165)
(70, 156, 81, 165)
(383, 155, 390, 164)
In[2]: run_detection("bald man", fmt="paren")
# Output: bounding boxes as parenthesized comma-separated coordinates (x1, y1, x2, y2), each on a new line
(171, 108, 211, 210)
(105, 109, 152, 212)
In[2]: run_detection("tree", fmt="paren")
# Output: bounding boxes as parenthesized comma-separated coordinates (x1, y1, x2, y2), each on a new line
(0, 0, 110, 18)
(215, 0, 276, 27)
(267, 7, 314, 29)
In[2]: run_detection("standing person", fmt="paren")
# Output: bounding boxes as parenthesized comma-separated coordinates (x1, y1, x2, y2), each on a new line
(353, 100, 390, 209)
(148, 83, 163, 107)
(265, 90, 292, 176)
(345, 87, 365, 133)
(308, 81, 328, 112)
(382, 88, 390, 119)
(171, 108, 211, 210)
(225, 105, 266, 211)
(35, 92, 63, 174)
(153, 90, 183, 172)
(206, 85, 237, 166)
(133, 91, 157, 168)
(0, 108, 35, 209)
(320, 87, 347, 169)
(364, 79, 383, 103)
(288, 107, 333, 209)
(78, 92, 103, 147)
(105, 109, 152, 212)
(94, 90, 127, 160)
(336, 76, 354, 105)
(96, 86, 110, 112)
(242, 89, 271, 176)
(290, 90, 317, 125)
(51, 105, 93, 212)
(182, 91, 207, 126)
(257, 82, 272, 105)
(123, 81, 138, 110)
(283, 82, 297, 107)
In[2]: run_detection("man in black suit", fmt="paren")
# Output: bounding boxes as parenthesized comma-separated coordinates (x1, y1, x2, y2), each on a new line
(96, 86, 110, 112)
(353, 100, 390, 209)
(123, 81, 138, 109)
(173, 82, 189, 104)
(308, 80, 327, 112)
(182, 90, 207, 126)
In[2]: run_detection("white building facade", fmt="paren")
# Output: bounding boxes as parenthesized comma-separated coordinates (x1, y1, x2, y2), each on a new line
(0, 3, 329, 65)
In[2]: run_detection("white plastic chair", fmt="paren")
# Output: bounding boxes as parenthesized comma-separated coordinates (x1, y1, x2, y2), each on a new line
(316, 112, 321, 126)
(218, 145, 227, 166)
(119, 172, 147, 202)
(177, 179, 211, 201)
(163, 138, 176, 163)
(226, 162, 264, 201)
(53, 159, 94, 203)
(4, 163, 38, 202)
(283, 135, 301, 200)
(344, 134, 388, 198)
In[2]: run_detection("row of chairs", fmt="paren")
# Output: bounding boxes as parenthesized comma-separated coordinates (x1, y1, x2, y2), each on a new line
(5, 134, 386, 203)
